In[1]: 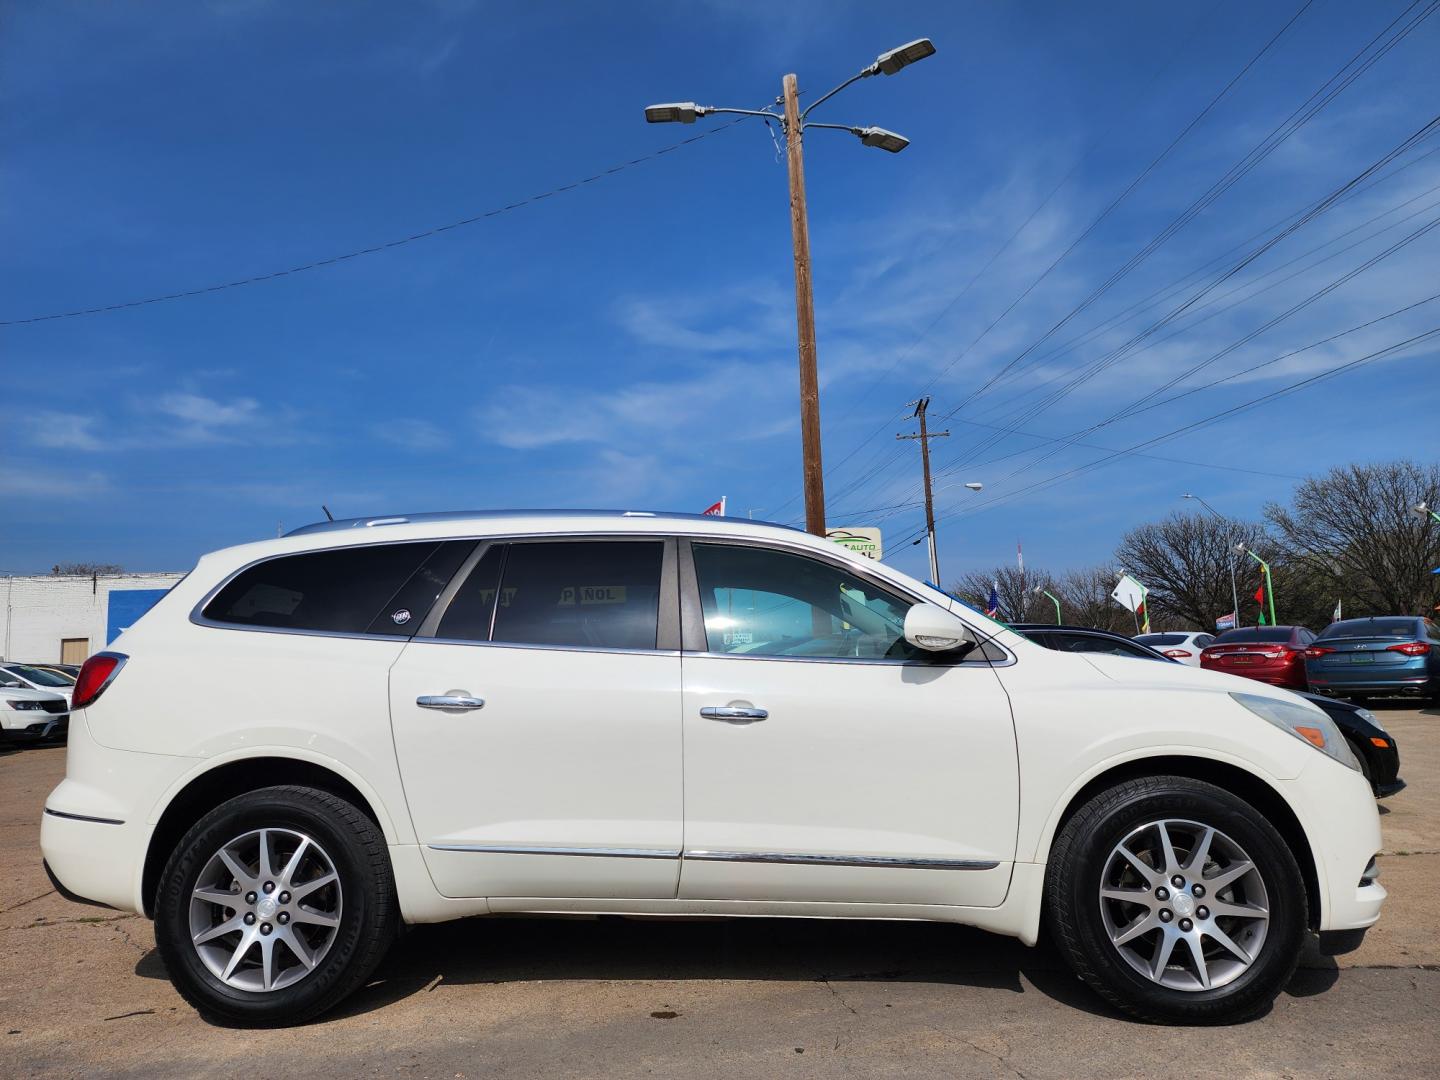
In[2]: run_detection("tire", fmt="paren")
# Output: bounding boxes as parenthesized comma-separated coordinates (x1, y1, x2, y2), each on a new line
(155, 785, 397, 1026)
(1046, 775, 1306, 1024)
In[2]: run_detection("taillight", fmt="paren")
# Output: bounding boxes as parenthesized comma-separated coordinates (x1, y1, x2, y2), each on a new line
(1387, 641, 1431, 656)
(1305, 646, 1335, 659)
(1162, 649, 1192, 658)
(72, 652, 127, 709)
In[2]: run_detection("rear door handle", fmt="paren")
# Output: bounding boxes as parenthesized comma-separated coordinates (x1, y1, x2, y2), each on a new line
(700, 706, 768, 723)
(417, 694, 486, 711)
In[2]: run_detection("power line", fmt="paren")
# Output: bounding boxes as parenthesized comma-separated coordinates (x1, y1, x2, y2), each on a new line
(887, 325, 1440, 549)
(0, 119, 748, 327)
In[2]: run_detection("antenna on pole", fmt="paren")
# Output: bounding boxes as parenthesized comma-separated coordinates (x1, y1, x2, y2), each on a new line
(322, 505, 335, 522)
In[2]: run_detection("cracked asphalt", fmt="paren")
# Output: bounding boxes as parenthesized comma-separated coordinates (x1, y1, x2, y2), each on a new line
(3, 705, 1438, 1079)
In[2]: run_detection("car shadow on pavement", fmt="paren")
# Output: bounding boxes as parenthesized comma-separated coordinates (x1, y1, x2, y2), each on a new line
(133, 914, 1339, 1026)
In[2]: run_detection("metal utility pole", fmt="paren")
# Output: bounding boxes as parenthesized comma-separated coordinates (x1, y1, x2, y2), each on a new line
(897, 397, 949, 584)
(644, 39, 936, 538)
(781, 74, 826, 537)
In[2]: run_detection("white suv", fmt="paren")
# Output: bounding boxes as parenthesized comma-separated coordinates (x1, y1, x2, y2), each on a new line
(41, 511, 1385, 1026)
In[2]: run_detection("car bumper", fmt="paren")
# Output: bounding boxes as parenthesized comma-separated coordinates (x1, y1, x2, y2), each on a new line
(1306, 674, 1432, 698)
(0, 713, 69, 743)
(40, 709, 194, 915)
(1285, 757, 1387, 932)
(1201, 662, 1307, 688)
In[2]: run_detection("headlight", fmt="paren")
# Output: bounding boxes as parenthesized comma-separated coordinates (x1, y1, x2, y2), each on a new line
(1230, 692, 1360, 771)
(1355, 707, 1386, 734)
(6, 699, 46, 711)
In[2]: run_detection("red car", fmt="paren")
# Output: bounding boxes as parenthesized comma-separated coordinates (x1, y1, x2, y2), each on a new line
(1199, 625, 1316, 688)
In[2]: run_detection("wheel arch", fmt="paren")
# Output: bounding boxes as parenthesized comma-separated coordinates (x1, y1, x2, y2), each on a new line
(1041, 755, 1322, 931)
(141, 756, 387, 919)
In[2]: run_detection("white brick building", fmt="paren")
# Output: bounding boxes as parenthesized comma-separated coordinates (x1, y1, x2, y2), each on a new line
(1, 572, 187, 665)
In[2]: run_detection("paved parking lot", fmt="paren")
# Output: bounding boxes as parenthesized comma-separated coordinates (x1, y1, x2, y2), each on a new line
(3, 704, 1438, 1079)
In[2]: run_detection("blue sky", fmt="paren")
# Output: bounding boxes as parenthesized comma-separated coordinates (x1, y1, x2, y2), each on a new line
(3, 0, 1438, 582)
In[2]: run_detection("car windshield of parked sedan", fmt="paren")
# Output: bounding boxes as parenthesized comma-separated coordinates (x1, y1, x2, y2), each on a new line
(1212, 627, 1293, 643)
(1, 664, 72, 688)
(1317, 617, 1418, 640)
(1135, 633, 1187, 646)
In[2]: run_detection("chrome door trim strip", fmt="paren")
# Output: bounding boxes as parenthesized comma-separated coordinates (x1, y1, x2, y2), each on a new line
(427, 843, 681, 860)
(683, 850, 1000, 871)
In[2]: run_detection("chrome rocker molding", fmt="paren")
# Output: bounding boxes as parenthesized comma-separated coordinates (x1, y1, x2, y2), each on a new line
(427, 843, 999, 871)
(684, 850, 1000, 871)
(428, 844, 682, 860)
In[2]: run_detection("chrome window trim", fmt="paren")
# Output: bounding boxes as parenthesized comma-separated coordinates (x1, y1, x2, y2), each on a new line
(44, 807, 125, 826)
(187, 528, 1012, 666)
(427, 843, 680, 860)
(683, 850, 1000, 871)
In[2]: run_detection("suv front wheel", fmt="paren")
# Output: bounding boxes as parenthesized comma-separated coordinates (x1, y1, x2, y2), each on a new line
(1046, 775, 1307, 1024)
(155, 785, 397, 1025)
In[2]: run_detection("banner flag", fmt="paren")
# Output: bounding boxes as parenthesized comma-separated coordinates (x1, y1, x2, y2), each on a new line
(701, 497, 726, 517)
(985, 582, 1001, 619)
(1216, 611, 1237, 631)
(1332, 598, 1342, 623)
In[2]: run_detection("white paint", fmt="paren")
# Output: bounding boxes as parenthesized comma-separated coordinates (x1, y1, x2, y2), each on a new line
(0, 572, 185, 663)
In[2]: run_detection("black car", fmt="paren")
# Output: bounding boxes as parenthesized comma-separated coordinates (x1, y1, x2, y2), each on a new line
(1009, 623, 1405, 798)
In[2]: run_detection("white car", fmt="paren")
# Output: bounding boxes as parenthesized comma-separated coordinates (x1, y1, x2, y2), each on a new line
(1, 683, 70, 743)
(41, 511, 1384, 1026)
(1135, 631, 1217, 666)
(1, 662, 76, 707)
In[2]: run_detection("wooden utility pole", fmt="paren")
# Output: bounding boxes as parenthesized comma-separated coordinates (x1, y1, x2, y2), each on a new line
(896, 397, 949, 584)
(782, 73, 826, 538)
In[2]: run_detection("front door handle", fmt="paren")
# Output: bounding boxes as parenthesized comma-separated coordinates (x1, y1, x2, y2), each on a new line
(417, 693, 486, 711)
(700, 706, 768, 723)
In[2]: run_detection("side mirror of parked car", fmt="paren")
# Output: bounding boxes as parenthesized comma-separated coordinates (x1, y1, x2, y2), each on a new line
(903, 603, 977, 654)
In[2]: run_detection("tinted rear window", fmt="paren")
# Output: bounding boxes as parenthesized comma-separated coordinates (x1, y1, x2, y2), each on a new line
(204, 542, 469, 634)
(1213, 627, 1293, 643)
(1136, 633, 1187, 646)
(1317, 617, 1419, 640)
(490, 541, 664, 650)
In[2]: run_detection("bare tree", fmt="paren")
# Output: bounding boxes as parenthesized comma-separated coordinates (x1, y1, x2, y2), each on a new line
(1266, 460, 1440, 616)
(1115, 512, 1267, 631)
(1057, 565, 1132, 632)
(952, 566, 1055, 623)
(51, 562, 125, 576)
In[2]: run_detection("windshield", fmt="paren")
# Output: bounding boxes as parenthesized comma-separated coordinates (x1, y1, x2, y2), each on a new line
(1318, 617, 1418, 640)
(2, 664, 73, 687)
(1136, 633, 1187, 646)
(1213, 627, 1293, 644)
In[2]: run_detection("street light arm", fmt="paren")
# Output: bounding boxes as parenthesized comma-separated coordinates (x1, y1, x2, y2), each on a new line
(703, 106, 785, 120)
(800, 70, 871, 120)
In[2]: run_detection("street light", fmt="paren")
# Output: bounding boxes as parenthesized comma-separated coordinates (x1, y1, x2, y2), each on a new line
(1235, 542, 1277, 627)
(1034, 585, 1062, 625)
(964, 482, 983, 492)
(1182, 493, 1242, 631)
(644, 38, 936, 538)
(1413, 500, 1440, 524)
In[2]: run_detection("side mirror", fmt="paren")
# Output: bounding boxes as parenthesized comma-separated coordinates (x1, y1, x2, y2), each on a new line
(904, 604, 976, 654)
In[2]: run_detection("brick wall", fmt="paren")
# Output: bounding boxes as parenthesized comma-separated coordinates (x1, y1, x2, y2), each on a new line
(1, 573, 187, 664)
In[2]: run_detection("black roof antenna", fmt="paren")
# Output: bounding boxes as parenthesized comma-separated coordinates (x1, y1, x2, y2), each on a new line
(322, 505, 335, 522)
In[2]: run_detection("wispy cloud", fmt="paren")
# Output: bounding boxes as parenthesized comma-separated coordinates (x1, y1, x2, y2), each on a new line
(369, 418, 451, 451)
(19, 411, 104, 451)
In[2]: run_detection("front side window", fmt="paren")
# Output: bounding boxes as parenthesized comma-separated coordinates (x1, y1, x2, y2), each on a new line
(203, 542, 469, 635)
(691, 543, 919, 661)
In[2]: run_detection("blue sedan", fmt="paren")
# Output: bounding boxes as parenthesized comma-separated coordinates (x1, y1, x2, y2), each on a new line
(1305, 616, 1440, 704)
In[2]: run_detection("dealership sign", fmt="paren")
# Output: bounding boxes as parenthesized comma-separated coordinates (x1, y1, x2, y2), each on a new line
(827, 527, 882, 561)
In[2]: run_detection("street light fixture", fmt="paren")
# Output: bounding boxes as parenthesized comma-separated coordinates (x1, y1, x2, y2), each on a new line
(643, 38, 936, 537)
(964, 482, 984, 492)
(1183, 493, 1242, 631)
(1413, 500, 1440, 524)
(1034, 585, 1062, 625)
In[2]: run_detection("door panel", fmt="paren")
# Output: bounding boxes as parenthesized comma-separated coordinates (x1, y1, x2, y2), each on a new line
(389, 537, 683, 899)
(676, 540, 1019, 907)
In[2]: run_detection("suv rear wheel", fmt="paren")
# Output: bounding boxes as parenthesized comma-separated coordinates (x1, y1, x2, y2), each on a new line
(1046, 775, 1306, 1024)
(155, 785, 397, 1025)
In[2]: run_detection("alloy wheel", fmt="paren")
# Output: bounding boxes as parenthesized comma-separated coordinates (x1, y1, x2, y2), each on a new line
(1098, 818, 1270, 991)
(188, 827, 343, 992)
